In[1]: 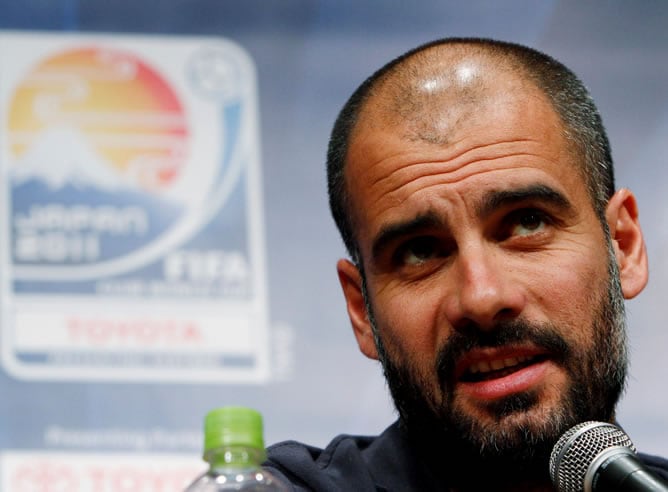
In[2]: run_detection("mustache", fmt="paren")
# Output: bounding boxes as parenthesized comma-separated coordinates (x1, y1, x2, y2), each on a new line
(436, 319, 571, 388)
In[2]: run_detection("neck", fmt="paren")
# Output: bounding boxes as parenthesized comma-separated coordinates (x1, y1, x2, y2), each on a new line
(401, 421, 556, 492)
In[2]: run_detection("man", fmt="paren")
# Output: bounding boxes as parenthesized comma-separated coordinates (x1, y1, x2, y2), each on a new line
(265, 38, 668, 491)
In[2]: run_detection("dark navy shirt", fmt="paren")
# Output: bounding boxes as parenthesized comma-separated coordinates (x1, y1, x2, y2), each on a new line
(265, 420, 668, 491)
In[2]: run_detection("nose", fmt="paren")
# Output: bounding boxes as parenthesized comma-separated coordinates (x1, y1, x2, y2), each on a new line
(444, 243, 526, 332)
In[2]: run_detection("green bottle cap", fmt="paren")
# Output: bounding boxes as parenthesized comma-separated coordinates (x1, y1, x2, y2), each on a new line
(203, 406, 265, 453)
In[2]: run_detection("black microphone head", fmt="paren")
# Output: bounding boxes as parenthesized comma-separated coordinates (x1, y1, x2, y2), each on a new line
(549, 421, 637, 492)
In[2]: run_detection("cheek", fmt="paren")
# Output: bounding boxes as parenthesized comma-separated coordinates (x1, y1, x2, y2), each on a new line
(373, 286, 444, 364)
(526, 250, 609, 342)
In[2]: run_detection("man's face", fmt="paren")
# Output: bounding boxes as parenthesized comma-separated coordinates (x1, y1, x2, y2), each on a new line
(340, 76, 630, 475)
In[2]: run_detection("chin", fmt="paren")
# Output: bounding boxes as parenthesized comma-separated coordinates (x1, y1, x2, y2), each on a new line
(448, 389, 576, 452)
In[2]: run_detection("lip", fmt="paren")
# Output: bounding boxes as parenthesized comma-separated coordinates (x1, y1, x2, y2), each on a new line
(454, 346, 552, 401)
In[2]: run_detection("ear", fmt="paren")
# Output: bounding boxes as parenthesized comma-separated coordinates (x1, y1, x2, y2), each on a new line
(336, 259, 379, 360)
(605, 189, 648, 299)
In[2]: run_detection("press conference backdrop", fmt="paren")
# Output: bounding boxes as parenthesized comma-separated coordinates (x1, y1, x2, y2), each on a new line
(0, 1, 667, 490)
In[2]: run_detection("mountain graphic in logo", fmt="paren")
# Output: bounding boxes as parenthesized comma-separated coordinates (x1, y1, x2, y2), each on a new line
(7, 46, 190, 198)
(12, 126, 127, 192)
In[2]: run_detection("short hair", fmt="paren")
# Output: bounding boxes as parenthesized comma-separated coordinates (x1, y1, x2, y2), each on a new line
(326, 38, 615, 262)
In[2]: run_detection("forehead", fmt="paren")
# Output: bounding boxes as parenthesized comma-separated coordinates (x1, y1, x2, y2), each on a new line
(344, 75, 588, 252)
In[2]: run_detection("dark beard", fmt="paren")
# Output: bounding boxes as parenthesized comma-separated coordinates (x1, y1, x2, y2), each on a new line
(363, 254, 628, 490)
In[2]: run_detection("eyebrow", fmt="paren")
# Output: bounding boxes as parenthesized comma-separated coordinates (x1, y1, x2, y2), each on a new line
(369, 183, 573, 262)
(476, 184, 573, 218)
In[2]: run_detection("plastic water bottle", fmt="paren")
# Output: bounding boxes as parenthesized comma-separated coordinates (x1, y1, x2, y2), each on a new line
(185, 406, 288, 491)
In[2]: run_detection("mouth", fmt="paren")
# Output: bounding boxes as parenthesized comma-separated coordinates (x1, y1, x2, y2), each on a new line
(452, 348, 554, 401)
(460, 354, 548, 383)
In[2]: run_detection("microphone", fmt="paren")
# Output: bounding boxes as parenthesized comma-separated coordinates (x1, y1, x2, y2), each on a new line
(549, 421, 668, 492)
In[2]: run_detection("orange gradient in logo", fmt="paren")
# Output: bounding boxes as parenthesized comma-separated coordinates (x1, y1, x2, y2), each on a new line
(8, 46, 188, 191)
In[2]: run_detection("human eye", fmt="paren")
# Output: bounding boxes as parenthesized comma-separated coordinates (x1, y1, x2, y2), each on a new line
(393, 236, 441, 267)
(506, 209, 552, 238)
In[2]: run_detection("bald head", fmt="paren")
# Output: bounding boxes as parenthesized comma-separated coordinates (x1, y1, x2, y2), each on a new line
(354, 44, 538, 146)
(327, 38, 614, 262)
